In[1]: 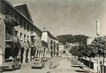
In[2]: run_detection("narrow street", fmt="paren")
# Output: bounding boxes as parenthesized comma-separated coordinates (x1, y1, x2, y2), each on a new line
(3, 54, 90, 73)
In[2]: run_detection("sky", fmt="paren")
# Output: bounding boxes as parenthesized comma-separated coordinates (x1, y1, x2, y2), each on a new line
(7, 0, 106, 37)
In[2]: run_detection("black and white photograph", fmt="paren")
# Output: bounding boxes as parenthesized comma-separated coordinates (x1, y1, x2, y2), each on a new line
(0, 0, 106, 73)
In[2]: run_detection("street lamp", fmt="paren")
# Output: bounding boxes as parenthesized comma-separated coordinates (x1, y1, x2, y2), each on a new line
(96, 20, 100, 36)
(96, 20, 100, 73)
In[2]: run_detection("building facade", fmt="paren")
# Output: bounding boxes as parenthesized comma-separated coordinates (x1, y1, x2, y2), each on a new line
(0, 0, 43, 64)
(59, 43, 64, 52)
(42, 28, 59, 58)
(42, 40, 48, 57)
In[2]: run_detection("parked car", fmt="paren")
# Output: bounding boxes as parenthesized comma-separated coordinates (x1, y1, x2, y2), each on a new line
(42, 57, 48, 62)
(3, 57, 21, 71)
(31, 58, 45, 69)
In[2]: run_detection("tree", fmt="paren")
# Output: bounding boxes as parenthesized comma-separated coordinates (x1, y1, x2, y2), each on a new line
(70, 43, 98, 71)
(70, 45, 87, 58)
(69, 46, 78, 57)
(90, 36, 106, 73)
(91, 37, 106, 57)
(56, 34, 88, 45)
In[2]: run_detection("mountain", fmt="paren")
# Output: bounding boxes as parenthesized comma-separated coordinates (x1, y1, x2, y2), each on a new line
(56, 34, 89, 45)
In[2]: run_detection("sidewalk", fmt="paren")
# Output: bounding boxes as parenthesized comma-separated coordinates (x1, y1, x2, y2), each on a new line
(74, 58, 96, 73)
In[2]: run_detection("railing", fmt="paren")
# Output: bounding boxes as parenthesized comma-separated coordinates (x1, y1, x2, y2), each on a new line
(4, 15, 19, 26)
(5, 34, 18, 42)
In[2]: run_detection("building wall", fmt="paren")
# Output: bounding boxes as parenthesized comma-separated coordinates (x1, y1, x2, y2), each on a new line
(59, 44, 64, 51)
(42, 31, 59, 58)
(15, 24, 31, 63)
(0, 12, 5, 66)
(1, 0, 42, 63)
(14, 19, 42, 62)
(41, 32, 48, 43)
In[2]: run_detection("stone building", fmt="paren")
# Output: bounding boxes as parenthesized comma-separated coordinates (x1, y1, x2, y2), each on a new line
(42, 40, 48, 57)
(41, 27, 59, 58)
(0, 0, 42, 63)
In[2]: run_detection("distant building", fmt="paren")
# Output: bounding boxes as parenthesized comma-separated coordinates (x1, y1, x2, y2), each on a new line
(59, 43, 64, 52)
(42, 27, 59, 58)
(87, 37, 94, 45)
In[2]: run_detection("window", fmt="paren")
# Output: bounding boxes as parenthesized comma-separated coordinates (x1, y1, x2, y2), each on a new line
(21, 19, 24, 28)
(39, 32, 42, 38)
(34, 28, 37, 33)
(51, 41, 53, 44)
(15, 30, 18, 37)
(29, 25, 31, 31)
(27, 36, 29, 43)
(27, 23, 29, 31)
(20, 19, 22, 28)
(31, 26, 33, 33)
(20, 33, 22, 41)
(31, 36, 35, 43)
(24, 34, 26, 43)
(23, 21, 26, 30)
(25, 22, 27, 30)
(15, 14, 18, 20)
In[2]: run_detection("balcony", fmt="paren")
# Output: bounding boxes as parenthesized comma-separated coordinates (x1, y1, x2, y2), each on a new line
(4, 15, 19, 26)
(5, 34, 18, 43)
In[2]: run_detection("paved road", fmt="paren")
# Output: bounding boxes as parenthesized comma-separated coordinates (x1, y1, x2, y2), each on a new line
(3, 57, 62, 73)
(48, 56, 90, 73)
(3, 61, 50, 73)
(3, 55, 90, 73)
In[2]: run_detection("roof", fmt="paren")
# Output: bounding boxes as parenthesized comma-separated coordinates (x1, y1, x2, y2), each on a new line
(14, 4, 42, 33)
(14, 3, 33, 23)
(2, 0, 42, 33)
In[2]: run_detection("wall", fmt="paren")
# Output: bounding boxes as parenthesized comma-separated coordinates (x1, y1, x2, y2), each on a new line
(0, 13, 5, 67)
(59, 44, 64, 51)
(41, 32, 48, 43)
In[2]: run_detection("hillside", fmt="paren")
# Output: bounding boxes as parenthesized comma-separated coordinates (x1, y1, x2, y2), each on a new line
(56, 34, 89, 45)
